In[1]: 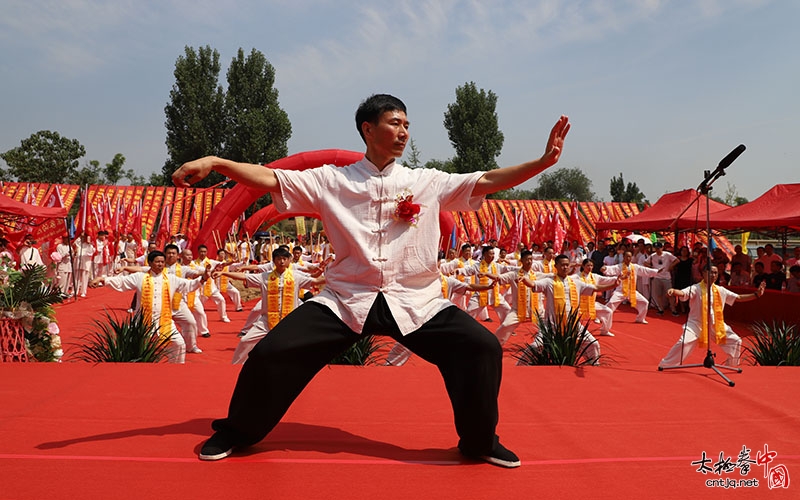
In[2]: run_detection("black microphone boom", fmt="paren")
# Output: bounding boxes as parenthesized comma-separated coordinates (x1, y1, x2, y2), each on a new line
(717, 144, 746, 171)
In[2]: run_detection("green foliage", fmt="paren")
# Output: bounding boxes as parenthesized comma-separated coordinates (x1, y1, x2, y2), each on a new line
(743, 321, 800, 366)
(162, 45, 227, 187)
(1, 130, 86, 183)
(162, 46, 291, 188)
(529, 167, 596, 201)
(423, 158, 456, 173)
(0, 265, 66, 311)
(709, 182, 748, 207)
(224, 48, 291, 164)
(328, 335, 387, 366)
(444, 82, 504, 174)
(0, 265, 67, 362)
(72, 310, 173, 363)
(513, 309, 601, 366)
(402, 138, 423, 169)
(609, 172, 646, 204)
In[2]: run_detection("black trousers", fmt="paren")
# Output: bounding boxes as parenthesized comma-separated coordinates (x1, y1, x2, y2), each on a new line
(212, 293, 503, 455)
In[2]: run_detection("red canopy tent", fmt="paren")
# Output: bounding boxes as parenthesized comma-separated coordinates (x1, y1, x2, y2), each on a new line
(0, 192, 68, 219)
(708, 183, 800, 232)
(595, 189, 730, 232)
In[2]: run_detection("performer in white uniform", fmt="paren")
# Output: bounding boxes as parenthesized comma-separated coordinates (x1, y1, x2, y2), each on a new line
(574, 259, 617, 337)
(602, 251, 660, 325)
(193, 245, 230, 323)
(492, 250, 543, 344)
(91, 251, 211, 363)
(174, 93, 570, 468)
(659, 266, 764, 368)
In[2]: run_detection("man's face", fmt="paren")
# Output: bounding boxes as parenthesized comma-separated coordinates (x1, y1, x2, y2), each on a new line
(544, 248, 554, 261)
(198, 247, 208, 260)
(293, 249, 302, 262)
(482, 249, 494, 263)
(555, 258, 570, 278)
(165, 248, 179, 265)
(460, 247, 471, 260)
(623, 252, 633, 265)
(181, 249, 193, 264)
(150, 256, 166, 275)
(273, 255, 291, 274)
(364, 110, 409, 160)
(521, 254, 533, 271)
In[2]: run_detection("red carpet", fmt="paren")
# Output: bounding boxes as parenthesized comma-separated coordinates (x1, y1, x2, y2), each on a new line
(1, 289, 798, 499)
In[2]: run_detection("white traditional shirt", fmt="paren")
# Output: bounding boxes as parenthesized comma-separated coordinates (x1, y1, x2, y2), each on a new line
(677, 283, 739, 340)
(244, 269, 315, 334)
(18, 245, 44, 268)
(644, 251, 677, 280)
(273, 158, 484, 334)
(103, 272, 205, 329)
(527, 275, 598, 323)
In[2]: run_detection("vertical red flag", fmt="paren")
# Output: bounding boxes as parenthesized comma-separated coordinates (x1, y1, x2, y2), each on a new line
(566, 201, 584, 246)
(553, 211, 567, 253)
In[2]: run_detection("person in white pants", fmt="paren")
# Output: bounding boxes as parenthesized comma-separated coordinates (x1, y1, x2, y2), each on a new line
(492, 250, 543, 345)
(72, 233, 95, 297)
(179, 249, 211, 337)
(91, 251, 211, 363)
(52, 236, 74, 295)
(216, 249, 243, 312)
(214, 247, 324, 364)
(574, 259, 617, 337)
(193, 244, 230, 323)
(602, 251, 660, 325)
(164, 244, 203, 354)
(461, 246, 512, 325)
(659, 267, 764, 368)
(519, 254, 618, 365)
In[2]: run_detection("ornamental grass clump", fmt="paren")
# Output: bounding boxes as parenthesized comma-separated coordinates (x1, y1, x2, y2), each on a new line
(743, 321, 800, 367)
(328, 335, 387, 366)
(72, 310, 173, 363)
(513, 309, 602, 366)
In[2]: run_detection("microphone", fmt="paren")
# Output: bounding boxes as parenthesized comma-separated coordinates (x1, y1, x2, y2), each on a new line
(716, 144, 746, 172)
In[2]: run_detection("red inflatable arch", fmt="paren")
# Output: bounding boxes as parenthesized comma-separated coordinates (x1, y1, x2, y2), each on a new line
(196, 149, 456, 251)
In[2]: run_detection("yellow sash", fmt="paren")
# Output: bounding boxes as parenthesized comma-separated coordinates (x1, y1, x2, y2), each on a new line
(477, 261, 500, 307)
(517, 269, 539, 323)
(193, 260, 213, 297)
(456, 259, 467, 282)
(543, 260, 553, 273)
(441, 275, 448, 298)
(578, 272, 597, 320)
(699, 282, 726, 348)
(266, 266, 296, 330)
(141, 272, 173, 339)
(622, 263, 637, 307)
(220, 265, 229, 293)
(553, 277, 579, 318)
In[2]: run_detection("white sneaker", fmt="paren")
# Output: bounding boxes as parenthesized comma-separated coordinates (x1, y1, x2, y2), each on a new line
(636, 319, 648, 324)
(600, 332, 615, 337)
(190, 347, 203, 354)
(222, 317, 231, 323)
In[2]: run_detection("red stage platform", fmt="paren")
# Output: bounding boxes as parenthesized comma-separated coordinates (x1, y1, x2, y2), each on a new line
(1, 288, 798, 499)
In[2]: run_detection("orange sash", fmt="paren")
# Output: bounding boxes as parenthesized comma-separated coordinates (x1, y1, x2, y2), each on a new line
(142, 272, 173, 339)
(698, 282, 726, 348)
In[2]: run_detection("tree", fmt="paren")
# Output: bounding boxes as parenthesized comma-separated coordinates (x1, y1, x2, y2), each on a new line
(710, 182, 748, 206)
(70, 160, 103, 186)
(162, 45, 226, 187)
(423, 158, 456, 173)
(443, 82, 504, 174)
(1, 130, 86, 183)
(224, 48, 291, 164)
(103, 153, 127, 185)
(609, 172, 646, 204)
(402, 138, 423, 169)
(529, 167, 595, 201)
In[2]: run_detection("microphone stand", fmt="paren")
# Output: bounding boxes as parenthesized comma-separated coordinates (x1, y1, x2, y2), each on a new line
(658, 146, 745, 387)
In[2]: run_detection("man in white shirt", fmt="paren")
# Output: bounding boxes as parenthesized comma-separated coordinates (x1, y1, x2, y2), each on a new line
(91, 250, 211, 363)
(93, 230, 113, 279)
(18, 234, 45, 268)
(644, 243, 678, 316)
(659, 266, 764, 368)
(174, 94, 570, 468)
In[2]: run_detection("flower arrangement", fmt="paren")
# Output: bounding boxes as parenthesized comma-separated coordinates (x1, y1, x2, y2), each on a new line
(0, 265, 66, 362)
(393, 189, 422, 226)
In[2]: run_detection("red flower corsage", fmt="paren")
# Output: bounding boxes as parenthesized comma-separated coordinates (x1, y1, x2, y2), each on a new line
(393, 189, 422, 226)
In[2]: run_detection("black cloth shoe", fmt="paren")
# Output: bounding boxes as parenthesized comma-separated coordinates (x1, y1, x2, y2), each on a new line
(462, 441, 521, 468)
(199, 432, 235, 461)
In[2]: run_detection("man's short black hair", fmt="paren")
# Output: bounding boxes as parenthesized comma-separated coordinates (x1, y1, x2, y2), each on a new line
(554, 254, 570, 265)
(164, 244, 180, 253)
(520, 250, 533, 259)
(355, 94, 406, 143)
(147, 250, 166, 265)
(271, 247, 291, 260)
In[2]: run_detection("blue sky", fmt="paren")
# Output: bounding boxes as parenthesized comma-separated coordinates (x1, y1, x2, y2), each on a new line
(1, 0, 797, 202)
